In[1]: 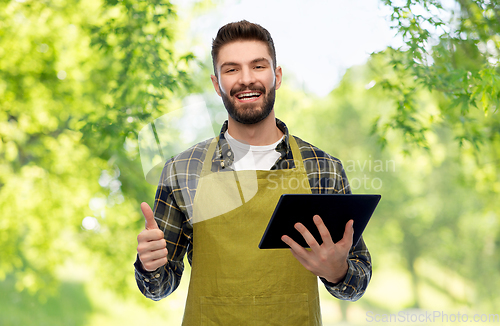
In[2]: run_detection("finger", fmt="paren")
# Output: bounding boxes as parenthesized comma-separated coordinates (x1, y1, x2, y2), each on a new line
(142, 247, 168, 262)
(281, 234, 310, 258)
(142, 256, 168, 272)
(294, 222, 321, 252)
(313, 215, 334, 246)
(137, 239, 166, 257)
(141, 238, 167, 252)
(337, 219, 354, 246)
(288, 246, 310, 269)
(141, 202, 159, 230)
(137, 229, 164, 242)
(138, 243, 168, 264)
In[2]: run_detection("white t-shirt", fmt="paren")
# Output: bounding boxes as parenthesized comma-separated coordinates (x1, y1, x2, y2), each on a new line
(224, 131, 283, 171)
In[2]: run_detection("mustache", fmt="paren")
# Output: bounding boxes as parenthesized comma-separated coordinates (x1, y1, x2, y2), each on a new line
(230, 86, 266, 97)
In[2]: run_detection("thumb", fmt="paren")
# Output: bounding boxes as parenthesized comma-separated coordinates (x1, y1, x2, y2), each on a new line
(141, 202, 158, 230)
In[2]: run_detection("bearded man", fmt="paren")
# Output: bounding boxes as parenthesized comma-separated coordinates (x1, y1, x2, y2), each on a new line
(135, 20, 372, 325)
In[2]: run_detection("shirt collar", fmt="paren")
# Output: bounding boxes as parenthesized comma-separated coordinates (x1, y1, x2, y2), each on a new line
(214, 118, 291, 169)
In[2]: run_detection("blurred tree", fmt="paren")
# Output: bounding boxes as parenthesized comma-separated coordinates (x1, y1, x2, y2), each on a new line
(372, 1, 500, 309)
(374, 0, 500, 151)
(278, 54, 499, 311)
(0, 0, 196, 299)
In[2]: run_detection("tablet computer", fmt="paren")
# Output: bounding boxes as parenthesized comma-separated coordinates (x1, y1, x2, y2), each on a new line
(258, 194, 381, 249)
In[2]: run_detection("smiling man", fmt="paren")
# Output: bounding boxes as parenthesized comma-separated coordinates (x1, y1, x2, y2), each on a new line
(135, 20, 372, 325)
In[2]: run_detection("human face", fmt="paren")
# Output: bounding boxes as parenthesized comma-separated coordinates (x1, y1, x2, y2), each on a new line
(211, 40, 282, 125)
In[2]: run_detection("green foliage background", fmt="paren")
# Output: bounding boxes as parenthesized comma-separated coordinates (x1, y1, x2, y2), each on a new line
(0, 0, 498, 325)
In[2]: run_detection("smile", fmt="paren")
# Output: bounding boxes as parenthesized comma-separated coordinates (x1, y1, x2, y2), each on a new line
(235, 92, 262, 102)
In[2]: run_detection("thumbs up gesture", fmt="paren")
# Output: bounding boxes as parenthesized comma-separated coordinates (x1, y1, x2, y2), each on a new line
(137, 202, 168, 271)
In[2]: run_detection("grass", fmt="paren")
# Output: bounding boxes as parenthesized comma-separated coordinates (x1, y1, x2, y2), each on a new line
(0, 275, 92, 326)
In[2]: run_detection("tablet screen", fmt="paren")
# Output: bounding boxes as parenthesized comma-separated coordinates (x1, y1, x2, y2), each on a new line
(258, 194, 381, 249)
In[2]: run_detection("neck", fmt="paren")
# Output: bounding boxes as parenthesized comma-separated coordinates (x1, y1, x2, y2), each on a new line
(226, 112, 283, 146)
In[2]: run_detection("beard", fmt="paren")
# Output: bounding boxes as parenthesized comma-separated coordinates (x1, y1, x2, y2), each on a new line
(221, 84, 276, 125)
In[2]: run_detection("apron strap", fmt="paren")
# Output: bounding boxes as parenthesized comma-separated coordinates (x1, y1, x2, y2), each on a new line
(201, 137, 219, 177)
(288, 135, 306, 174)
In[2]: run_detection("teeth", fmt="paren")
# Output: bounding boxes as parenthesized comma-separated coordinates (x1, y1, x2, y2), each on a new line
(237, 92, 261, 99)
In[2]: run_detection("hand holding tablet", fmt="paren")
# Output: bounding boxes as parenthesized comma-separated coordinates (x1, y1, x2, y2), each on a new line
(281, 214, 355, 284)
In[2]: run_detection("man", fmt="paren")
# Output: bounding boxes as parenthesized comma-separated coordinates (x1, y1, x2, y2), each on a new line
(135, 20, 371, 325)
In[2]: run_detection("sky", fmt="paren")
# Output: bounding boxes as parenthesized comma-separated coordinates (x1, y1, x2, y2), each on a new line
(176, 0, 402, 97)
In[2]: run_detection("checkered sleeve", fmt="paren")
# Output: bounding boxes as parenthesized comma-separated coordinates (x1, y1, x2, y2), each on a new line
(134, 158, 193, 301)
(320, 162, 372, 301)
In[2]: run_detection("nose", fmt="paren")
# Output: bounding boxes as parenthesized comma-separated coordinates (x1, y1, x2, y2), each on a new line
(238, 66, 256, 86)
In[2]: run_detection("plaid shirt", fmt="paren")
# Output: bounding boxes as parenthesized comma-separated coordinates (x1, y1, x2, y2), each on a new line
(134, 118, 372, 301)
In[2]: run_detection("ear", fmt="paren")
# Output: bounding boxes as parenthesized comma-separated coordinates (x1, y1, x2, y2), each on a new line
(211, 74, 222, 97)
(274, 66, 283, 90)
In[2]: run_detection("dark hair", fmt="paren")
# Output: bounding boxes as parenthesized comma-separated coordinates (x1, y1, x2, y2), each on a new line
(211, 20, 277, 75)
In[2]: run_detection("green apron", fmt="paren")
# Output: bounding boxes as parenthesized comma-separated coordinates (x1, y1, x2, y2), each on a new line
(182, 136, 322, 326)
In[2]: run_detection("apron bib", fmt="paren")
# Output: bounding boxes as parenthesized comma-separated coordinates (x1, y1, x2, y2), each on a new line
(182, 136, 322, 326)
